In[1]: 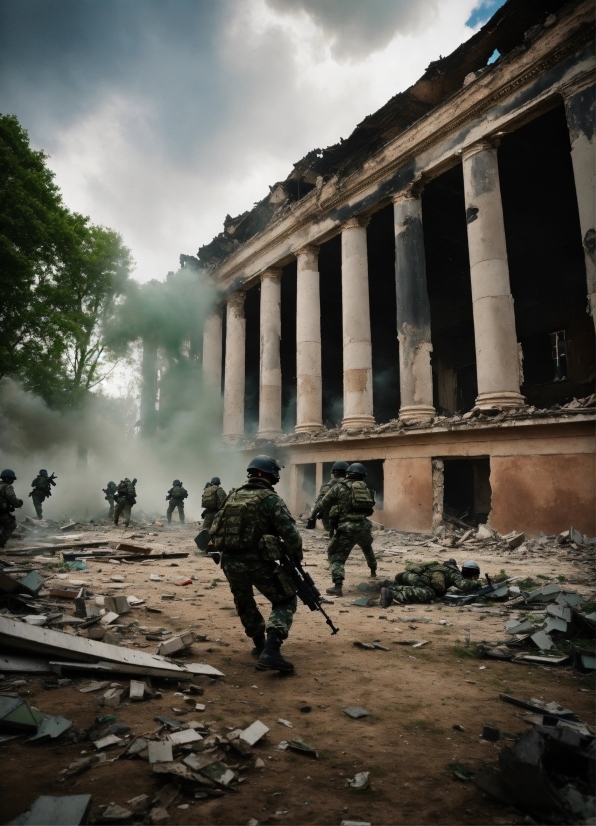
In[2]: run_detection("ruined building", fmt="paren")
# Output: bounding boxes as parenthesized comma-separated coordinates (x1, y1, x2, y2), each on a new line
(193, 0, 595, 536)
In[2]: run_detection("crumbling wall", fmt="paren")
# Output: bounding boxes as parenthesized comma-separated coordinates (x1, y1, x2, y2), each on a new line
(383, 457, 433, 533)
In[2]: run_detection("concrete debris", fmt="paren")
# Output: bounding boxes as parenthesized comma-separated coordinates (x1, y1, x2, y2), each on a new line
(9, 794, 93, 825)
(503, 531, 525, 549)
(128, 680, 146, 701)
(344, 707, 371, 719)
(167, 729, 202, 745)
(239, 720, 269, 746)
(347, 771, 370, 790)
(157, 631, 194, 656)
(148, 741, 174, 764)
(287, 738, 318, 757)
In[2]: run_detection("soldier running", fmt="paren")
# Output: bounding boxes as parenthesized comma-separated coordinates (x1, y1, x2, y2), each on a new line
(201, 477, 227, 530)
(29, 469, 57, 519)
(380, 560, 483, 606)
(166, 479, 188, 524)
(103, 481, 117, 519)
(114, 477, 137, 527)
(319, 462, 377, 596)
(209, 456, 302, 673)
(0, 470, 23, 548)
(306, 461, 348, 532)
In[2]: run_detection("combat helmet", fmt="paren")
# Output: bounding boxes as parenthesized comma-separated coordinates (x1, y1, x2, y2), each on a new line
(39, 469, 48, 476)
(346, 462, 367, 479)
(1, 469, 16, 481)
(173, 479, 181, 486)
(462, 560, 481, 579)
(331, 461, 348, 475)
(247, 455, 283, 484)
(211, 477, 221, 485)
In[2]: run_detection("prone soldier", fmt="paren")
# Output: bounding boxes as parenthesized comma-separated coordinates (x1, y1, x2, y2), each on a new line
(380, 559, 483, 606)
(209, 456, 302, 673)
(114, 477, 137, 527)
(103, 481, 117, 519)
(306, 460, 348, 532)
(0, 469, 23, 548)
(166, 479, 188, 524)
(319, 462, 377, 596)
(29, 469, 57, 519)
(201, 477, 227, 530)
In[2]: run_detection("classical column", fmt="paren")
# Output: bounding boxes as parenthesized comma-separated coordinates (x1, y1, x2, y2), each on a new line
(222, 291, 246, 442)
(563, 80, 596, 326)
(461, 139, 524, 409)
(341, 216, 375, 428)
(393, 189, 435, 422)
(202, 306, 223, 391)
(295, 245, 323, 432)
(257, 269, 283, 439)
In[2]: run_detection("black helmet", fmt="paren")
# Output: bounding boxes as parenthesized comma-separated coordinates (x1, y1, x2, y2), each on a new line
(445, 558, 459, 570)
(247, 455, 283, 484)
(108, 481, 115, 486)
(1, 469, 16, 481)
(173, 479, 181, 486)
(346, 462, 367, 479)
(462, 560, 480, 579)
(39, 469, 48, 476)
(331, 461, 349, 475)
(211, 477, 221, 485)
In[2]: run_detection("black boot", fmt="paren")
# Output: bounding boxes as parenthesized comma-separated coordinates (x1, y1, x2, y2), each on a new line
(257, 631, 294, 673)
(380, 587, 394, 608)
(251, 632, 266, 658)
(370, 566, 377, 578)
(326, 580, 343, 596)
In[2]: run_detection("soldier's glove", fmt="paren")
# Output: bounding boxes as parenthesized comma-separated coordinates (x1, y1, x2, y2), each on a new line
(305, 516, 317, 530)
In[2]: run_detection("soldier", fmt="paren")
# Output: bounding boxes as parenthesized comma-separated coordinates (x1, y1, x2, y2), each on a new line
(201, 477, 227, 530)
(209, 455, 302, 673)
(113, 477, 137, 527)
(380, 559, 483, 606)
(29, 469, 57, 519)
(319, 462, 377, 596)
(103, 481, 117, 520)
(0, 470, 23, 548)
(306, 461, 349, 532)
(166, 479, 188, 524)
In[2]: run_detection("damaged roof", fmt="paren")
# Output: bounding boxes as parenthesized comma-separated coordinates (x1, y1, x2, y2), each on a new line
(197, 0, 573, 270)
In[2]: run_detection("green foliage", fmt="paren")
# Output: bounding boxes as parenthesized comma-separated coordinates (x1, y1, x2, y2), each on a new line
(449, 762, 475, 781)
(517, 577, 539, 591)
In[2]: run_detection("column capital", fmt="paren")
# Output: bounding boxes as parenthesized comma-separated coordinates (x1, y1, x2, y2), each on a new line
(294, 244, 319, 270)
(342, 215, 370, 230)
(391, 179, 425, 203)
(259, 267, 283, 281)
(226, 290, 246, 311)
(460, 136, 501, 161)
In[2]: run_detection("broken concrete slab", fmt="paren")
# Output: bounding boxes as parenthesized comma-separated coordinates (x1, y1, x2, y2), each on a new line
(104, 596, 131, 615)
(94, 734, 124, 750)
(9, 794, 93, 826)
(129, 680, 146, 701)
(524, 584, 561, 603)
(530, 630, 554, 650)
(344, 707, 371, 719)
(0, 655, 53, 674)
(556, 591, 584, 607)
(503, 531, 526, 549)
(505, 620, 534, 635)
(147, 741, 174, 763)
(544, 616, 568, 635)
(182, 752, 220, 772)
(157, 630, 194, 657)
(546, 603, 572, 622)
(167, 728, 203, 745)
(239, 720, 269, 746)
(200, 760, 235, 786)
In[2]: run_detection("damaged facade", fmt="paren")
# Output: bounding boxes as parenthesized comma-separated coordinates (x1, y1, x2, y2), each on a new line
(193, 0, 595, 537)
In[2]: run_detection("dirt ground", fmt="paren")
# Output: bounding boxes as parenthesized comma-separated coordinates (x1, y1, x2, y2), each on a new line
(1, 520, 594, 826)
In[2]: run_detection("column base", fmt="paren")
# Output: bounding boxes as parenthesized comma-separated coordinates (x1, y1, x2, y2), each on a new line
(295, 422, 323, 433)
(475, 391, 525, 410)
(256, 429, 283, 440)
(341, 414, 375, 430)
(399, 405, 435, 423)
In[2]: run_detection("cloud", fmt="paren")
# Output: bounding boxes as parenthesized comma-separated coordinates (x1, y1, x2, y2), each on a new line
(0, 0, 481, 284)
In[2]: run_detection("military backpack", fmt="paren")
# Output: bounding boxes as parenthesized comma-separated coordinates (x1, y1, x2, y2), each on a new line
(201, 485, 219, 509)
(171, 484, 186, 499)
(209, 485, 273, 551)
(345, 480, 375, 517)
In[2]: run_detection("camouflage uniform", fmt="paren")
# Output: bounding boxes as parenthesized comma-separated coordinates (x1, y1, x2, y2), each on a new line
(210, 477, 302, 641)
(381, 562, 483, 603)
(114, 478, 136, 527)
(319, 479, 376, 582)
(167, 483, 188, 524)
(312, 476, 342, 532)
(30, 474, 55, 519)
(202, 484, 227, 531)
(0, 482, 23, 547)
(103, 482, 117, 519)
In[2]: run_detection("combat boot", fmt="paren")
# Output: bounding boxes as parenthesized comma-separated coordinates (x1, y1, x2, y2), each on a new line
(257, 631, 294, 673)
(370, 566, 377, 578)
(380, 587, 394, 608)
(326, 580, 343, 596)
(251, 632, 266, 658)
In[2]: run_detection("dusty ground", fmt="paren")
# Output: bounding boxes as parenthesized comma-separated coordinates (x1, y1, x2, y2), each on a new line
(0, 519, 594, 825)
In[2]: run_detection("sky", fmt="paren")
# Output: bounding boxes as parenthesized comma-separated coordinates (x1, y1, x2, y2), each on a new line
(0, 0, 505, 284)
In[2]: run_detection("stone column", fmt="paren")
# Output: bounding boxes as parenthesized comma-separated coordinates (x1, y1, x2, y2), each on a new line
(393, 189, 435, 422)
(462, 139, 524, 409)
(341, 216, 375, 428)
(202, 306, 223, 391)
(563, 80, 596, 326)
(222, 291, 246, 442)
(295, 245, 323, 432)
(257, 269, 283, 439)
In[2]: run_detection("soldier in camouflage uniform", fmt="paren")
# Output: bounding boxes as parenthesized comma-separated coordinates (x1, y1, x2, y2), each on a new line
(167, 479, 188, 524)
(380, 559, 483, 606)
(209, 456, 302, 673)
(201, 477, 227, 530)
(319, 463, 377, 596)
(29, 469, 56, 519)
(0, 470, 23, 548)
(103, 481, 117, 519)
(306, 461, 348, 531)
(113, 477, 137, 527)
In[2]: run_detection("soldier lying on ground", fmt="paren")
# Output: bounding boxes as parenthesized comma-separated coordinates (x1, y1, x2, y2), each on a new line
(380, 559, 483, 606)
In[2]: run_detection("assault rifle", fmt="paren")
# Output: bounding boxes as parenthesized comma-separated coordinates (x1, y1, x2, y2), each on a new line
(276, 541, 339, 636)
(444, 573, 515, 605)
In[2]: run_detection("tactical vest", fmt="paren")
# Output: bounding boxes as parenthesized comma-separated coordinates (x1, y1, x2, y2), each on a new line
(117, 480, 135, 499)
(32, 476, 49, 494)
(343, 480, 375, 518)
(171, 485, 185, 499)
(201, 485, 219, 509)
(210, 485, 273, 551)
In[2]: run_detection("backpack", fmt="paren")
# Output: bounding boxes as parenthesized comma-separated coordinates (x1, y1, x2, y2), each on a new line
(171, 484, 185, 499)
(210, 485, 273, 551)
(348, 480, 375, 516)
(201, 485, 219, 509)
